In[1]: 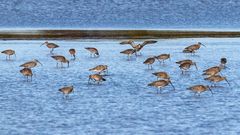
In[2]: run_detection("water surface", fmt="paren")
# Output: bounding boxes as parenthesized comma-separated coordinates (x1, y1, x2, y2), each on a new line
(0, 38, 240, 134)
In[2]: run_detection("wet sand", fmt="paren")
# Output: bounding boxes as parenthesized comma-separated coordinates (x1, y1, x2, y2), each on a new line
(1, 29, 240, 40)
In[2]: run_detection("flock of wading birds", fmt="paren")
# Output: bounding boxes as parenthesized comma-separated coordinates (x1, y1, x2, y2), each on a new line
(0, 40, 230, 98)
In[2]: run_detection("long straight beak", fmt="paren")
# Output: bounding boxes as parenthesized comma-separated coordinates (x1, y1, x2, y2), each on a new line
(202, 44, 206, 47)
(169, 80, 175, 90)
(38, 62, 43, 66)
(195, 64, 198, 70)
(225, 78, 230, 86)
(208, 87, 213, 95)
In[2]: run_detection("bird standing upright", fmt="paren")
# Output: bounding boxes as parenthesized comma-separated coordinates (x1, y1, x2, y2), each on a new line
(1, 49, 16, 60)
(51, 55, 69, 68)
(20, 68, 33, 81)
(41, 41, 59, 54)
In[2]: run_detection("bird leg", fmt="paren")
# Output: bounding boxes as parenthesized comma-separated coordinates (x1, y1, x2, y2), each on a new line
(88, 78, 92, 84)
(56, 62, 59, 68)
(50, 48, 54, 54)
(159, 88, 162, 94)
(61, 62, 63, 68)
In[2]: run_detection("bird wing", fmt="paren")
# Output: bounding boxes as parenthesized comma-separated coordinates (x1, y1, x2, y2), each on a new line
(141, 40, 157, 46)
(120, 40, 134, 45)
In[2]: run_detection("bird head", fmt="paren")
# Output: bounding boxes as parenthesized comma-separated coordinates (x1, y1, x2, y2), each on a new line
(41, 41, 48, 46)
(220, 58, 227, 64)
(96, 52, 100, 57)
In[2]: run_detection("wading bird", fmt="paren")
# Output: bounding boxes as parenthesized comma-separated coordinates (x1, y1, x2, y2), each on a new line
(143, 57, 155, 69)
(120, 40, 157, 56)
(154, 54, 170, 64)
(204, 75, 230, 86)
(148, 79, 175, 94)
(20, 68, 33, 81)
(202, 66, 223, 77)
(179, 61, 198, 74)
(1, 49, 16, 60)
(69, 48, 76, 59)
(120, 49, 136, 60)
(41, 41, 59, 54)
(85, 47, 99, 57)
(51, 55, 69, 68)
(59, 85, 74, 98)
(20, 59, 42, 68)
(152, 71, 170, 80)
(183, 42, 205, 54)
(187, 85, 212, 96)
(89, 65, 108, 74)
(88, 74, 106, 84)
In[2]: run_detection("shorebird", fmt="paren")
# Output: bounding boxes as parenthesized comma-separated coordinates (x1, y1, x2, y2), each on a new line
(176, 59, 193, 65)
(20, 59, 42, 68)
(69, 48, 76, 59)
(143, 57, 155, 69)
(183, 42, 205, 54)
(202, 66, 223, 77)
(187, 85, 212, 96)
(179, 61, 198, 74)
(154, 54, 170, 64)
(88, 74, 106, 84)
(120, 40, 157, 55)
(41, 41, 59, 54)
(152, 71, 170, 80)
(85, 47, 99, 57)
(51, 55, 69, 68)
(59, 86, 74, 98)
(120, 49, 136, 60)
(148, 79, 175, 94)
(20, 68, 33, 81)
(204, 75, 230, 86)
(220, 58, 227, 68)
(1, 49, 16, 60)
(89, 65, 108, 74)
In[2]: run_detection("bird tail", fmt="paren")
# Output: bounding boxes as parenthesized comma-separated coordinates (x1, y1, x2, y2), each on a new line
(152, 72, 158, 76)
(148, 82, 154, 86)
(102, 78, 106, 81)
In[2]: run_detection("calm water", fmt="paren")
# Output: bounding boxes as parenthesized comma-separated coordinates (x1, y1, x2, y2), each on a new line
(0, 0, 239, 29)
(1, 38, 240, 134)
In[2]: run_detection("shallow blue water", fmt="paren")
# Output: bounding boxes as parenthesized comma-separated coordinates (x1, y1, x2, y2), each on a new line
(0, 38, 240, 134)
(0, 0, 239, 29)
